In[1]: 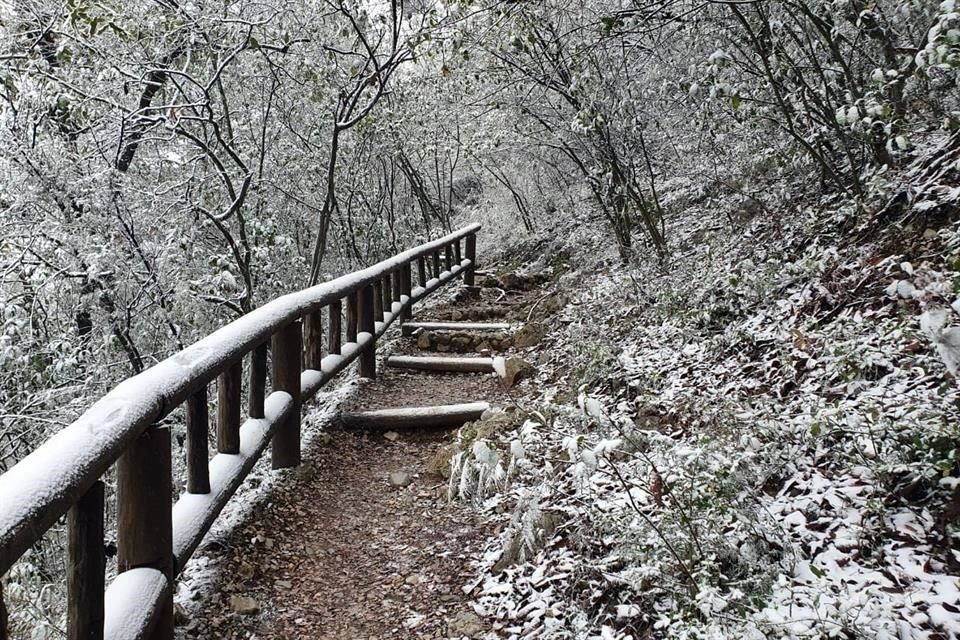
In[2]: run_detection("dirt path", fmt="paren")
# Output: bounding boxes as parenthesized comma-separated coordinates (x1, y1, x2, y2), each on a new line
(187, 428, 490, 640)
(176, 276, 553, 640)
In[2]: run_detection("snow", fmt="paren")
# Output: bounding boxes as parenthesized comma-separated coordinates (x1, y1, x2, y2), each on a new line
(171, 391, 295, 567)
(103, 568, 169, 640)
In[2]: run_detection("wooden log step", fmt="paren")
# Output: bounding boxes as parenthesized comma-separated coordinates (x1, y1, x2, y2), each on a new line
(386, 355, 495, 373)
(340, 402, 490, 431)
(401, 321, 512, 337)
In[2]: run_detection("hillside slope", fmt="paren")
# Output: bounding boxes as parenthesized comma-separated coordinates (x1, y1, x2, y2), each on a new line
(450, 139, 960, 639)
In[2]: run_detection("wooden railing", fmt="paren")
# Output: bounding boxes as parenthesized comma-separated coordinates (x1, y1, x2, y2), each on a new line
(0, 224, 480, 640)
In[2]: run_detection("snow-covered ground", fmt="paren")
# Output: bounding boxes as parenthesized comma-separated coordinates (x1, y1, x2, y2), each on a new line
(452, 180, 960, 638)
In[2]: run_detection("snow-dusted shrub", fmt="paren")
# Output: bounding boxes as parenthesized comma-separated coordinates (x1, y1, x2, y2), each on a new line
(449, 412, 538, 502)
(3, 551, 65, 639)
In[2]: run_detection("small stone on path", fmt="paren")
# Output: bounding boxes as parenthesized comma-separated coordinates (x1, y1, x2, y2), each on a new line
(384, 431, 400, 442)
(389, 471, 413, 487)
(448, 610, 484, 637)
(229, 595, 260, 615)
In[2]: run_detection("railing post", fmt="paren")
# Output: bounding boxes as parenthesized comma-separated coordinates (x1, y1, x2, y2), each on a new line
(68, 480, 105, 640)
(328, 299, 342, 356)
(399, 264, 412, 322)
(444, 244, 453, 271)
(417, 256, 427, 288)
(249, 343, 267, 419)
(217, 362, 242, 455)
(346, 291, 358, 343)
(271, 321, 301, 469)
(432, 250, 441, 278)
(303, 310, 323, 370)
(464, 234, 477, 286)
(359, 285, 376, 379)
(117, 425, 173, 640)
(186, 388, 210, 494)
(454, 239, 462, 266)
(373, 280, 383, 320)
(381, 275, 392, 319)
(392, 268, 402, 309)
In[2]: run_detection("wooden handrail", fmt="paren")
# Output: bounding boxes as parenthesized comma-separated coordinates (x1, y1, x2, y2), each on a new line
(0, 224, 480, 640)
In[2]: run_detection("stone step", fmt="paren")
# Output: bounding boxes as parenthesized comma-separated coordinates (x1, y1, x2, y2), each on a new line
(401, 321, 512, 337)
(385, 355, 495, 373)
(339, 402, 490, 431)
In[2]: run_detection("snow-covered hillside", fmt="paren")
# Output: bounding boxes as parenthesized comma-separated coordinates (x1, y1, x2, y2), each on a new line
(452, 154, 960, 639)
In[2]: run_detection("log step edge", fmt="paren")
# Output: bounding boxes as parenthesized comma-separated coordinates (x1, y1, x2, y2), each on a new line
(385, 355, 495, 373)
(401, 321, 512, 336)
(339, 402, 491, 431)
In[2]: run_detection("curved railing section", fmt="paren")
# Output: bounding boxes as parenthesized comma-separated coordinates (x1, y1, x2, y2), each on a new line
(0, 224, 480, 640)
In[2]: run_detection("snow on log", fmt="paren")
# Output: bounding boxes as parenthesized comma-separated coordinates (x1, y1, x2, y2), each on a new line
(386, 355, 495, 373)
(340, 402, 491, 431)
(103, 568, 169, 640)
(400, 321, 512, 336)
(0, 382, 161, 576)
(171, 392, 294, 571)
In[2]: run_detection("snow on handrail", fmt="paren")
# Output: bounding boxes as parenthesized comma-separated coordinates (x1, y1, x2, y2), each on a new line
(0, 223, 480, 578)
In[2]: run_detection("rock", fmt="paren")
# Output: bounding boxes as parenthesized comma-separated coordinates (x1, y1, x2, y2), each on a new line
(513, 323, 546, 348)
(417, 332, 432, 349)
(275, 580, 292, 590)
(451, 335, 473, 350)
(500, 273, 524, 290)
(493, 356, 535, 387)
(436, 343, 450, 353)
(427, 444, 456, 479)
(173, 603, 189, 626)
(405, 574, 421, 585)
(475, 342, 491, 353)
(541, 293, 570, 315)
(450, 309, 464, 321)
(389, 471, 413, 487)
(384, 431, 400, 442)
(448, 610, 484, 637)
(229, 595, 259, 616)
